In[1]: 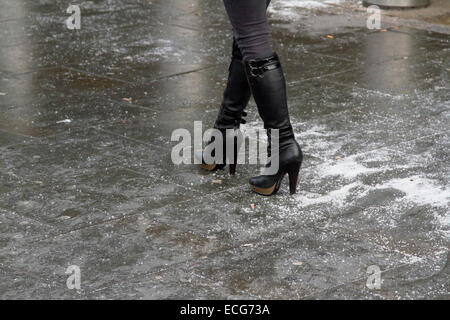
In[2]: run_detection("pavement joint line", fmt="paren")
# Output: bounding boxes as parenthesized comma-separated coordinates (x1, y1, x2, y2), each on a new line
(149, 64, 221, 82)
(295, 50, 437, 88)
(0, 125, 86, 148)
(338, 105, 396, 122)
(0, 208, 58, 232)
(168, 23, 204, 33)
(0, 65, 60, 77)
(302, 53, 439, 81)
(389, 130, 449, 149)
(178, 8, 209, 17)
(389, 28, 450, 41)
(321, 77, 409, 100)
(92, 126, 166, 151)
(60, 65, 136, 86)
(7, 209, 60, 232)
(63, 62, 219, 86)
(24, 212, 145, 243)
(157, 2, 197, 15)
(0, 128, 38, 140)
(37, 125, 84, 140)
(356, 107, 412, 123)
(0, 17, 26, 24)
(1, 41, 29, 49)
(323, 78, 410, 98)
(309, 52, 355, 63)
(120, 167, 190, 191)
(45, 21, 151, 42)
(106, 98, 160, 113)
(289, 66, 361, 85)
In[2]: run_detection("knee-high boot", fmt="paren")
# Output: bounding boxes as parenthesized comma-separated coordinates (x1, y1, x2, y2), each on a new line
(244, 53, 303, 195)
(196, 40, 251, 174)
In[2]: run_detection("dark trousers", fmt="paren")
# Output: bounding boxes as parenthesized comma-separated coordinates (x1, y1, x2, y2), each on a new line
(223, 0, 273, 60)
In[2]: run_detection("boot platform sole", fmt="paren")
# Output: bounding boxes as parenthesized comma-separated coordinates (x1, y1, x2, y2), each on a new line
(200, 163, 218, 171)
(200, 162, 235, 174)
(250, 162, 301, 196)
(251, 184, 277, 196)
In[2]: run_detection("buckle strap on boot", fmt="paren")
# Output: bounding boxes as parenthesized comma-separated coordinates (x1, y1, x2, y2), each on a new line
(246, 54, 281, 78)
(267, 125, 294, 142)
(216, 109, 247, 128)
(224, 109, 247, 125)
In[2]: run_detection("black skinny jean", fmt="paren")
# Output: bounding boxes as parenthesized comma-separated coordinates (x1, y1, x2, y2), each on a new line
(223, 0, 273, 60)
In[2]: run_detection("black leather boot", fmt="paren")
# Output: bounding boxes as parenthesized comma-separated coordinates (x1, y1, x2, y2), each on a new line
(245, 53, 303, 195)
(196, 40, 251, 174)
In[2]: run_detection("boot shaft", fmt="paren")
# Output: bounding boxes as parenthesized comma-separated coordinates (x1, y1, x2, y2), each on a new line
(214, 41, 251, 130)
(244, 53, 291, 130)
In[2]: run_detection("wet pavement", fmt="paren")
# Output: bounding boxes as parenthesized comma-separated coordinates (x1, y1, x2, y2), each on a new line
(0, 0, 449, 299)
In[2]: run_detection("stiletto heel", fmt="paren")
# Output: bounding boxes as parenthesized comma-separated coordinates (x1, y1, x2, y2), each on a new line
(287, 162, 301, 195)
(229, 139, 238, 175)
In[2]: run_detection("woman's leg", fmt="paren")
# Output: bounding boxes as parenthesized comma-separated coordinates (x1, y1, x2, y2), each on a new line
(210, 0, 272, 133)
(214, 0, 272, 129)
(223, 0, 273, 60)
(223, 0, 303, 196)
(198, 1, 272, 173)
(196, 38, 251, 174)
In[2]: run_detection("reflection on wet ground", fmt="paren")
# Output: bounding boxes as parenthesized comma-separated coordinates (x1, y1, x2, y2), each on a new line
(0, 0, 449, 299)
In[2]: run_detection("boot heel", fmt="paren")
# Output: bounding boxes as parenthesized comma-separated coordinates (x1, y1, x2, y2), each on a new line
(229, 137, 238, 175)
(230, 143, 237, 175)
(287, 163, 301, 195)
(229, 163, 237, 175)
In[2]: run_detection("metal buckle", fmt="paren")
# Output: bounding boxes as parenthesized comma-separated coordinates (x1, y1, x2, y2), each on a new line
(248, 61, 263, 78)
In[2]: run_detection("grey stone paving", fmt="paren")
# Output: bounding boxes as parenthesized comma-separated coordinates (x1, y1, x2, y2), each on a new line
(0, 0, 449, 299)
